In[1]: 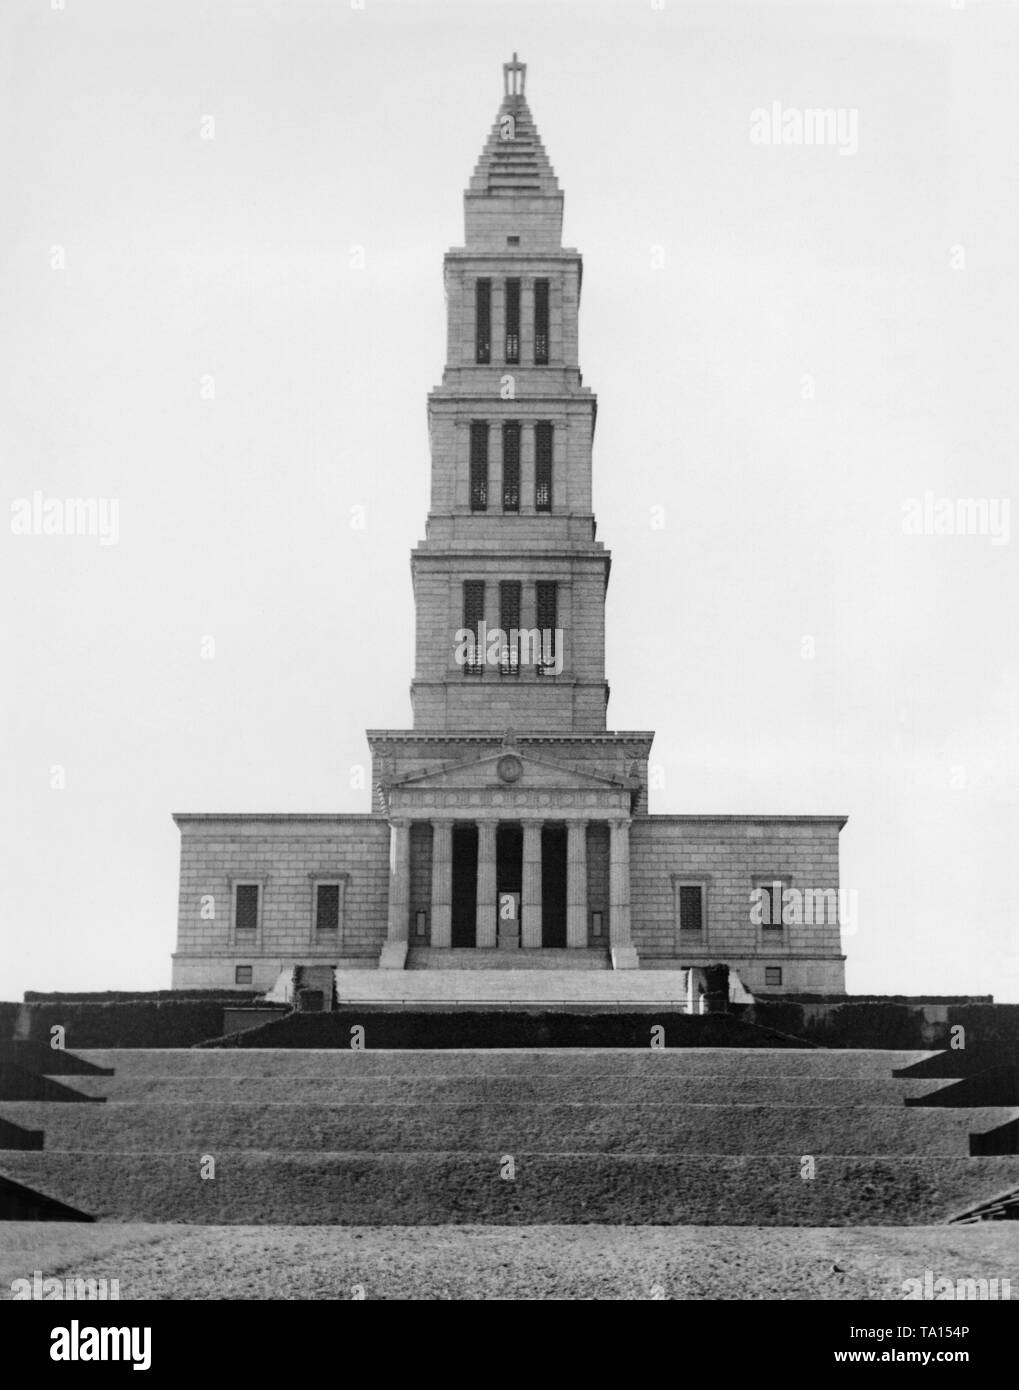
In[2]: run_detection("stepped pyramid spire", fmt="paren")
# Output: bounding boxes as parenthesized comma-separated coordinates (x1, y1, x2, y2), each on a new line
(463, 55, 564, 250)
(468, 55, 560, 199)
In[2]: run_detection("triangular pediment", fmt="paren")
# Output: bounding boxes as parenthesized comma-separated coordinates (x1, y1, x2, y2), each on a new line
(389, 750, 628, 794)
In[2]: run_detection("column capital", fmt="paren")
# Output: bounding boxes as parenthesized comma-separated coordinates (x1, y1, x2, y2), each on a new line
(390, 816, 412, 831)
(609, 816, 632, 833)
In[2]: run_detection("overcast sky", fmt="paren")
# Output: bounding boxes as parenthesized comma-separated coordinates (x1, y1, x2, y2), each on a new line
(2, 0, 1016, 1002)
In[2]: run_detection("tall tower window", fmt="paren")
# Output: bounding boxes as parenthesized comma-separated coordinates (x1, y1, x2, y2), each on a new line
(535, 580, 558, 675)
(502, 421, 520, 512)
(470, 421, 489, 511)
(535, 421, 553, 511)
(533, 279, 549, 364)
(499, 581, 521, 675)
(504, 278, 520, 363)
(462, 581, 485, 676)
(475, 279, 491, 364)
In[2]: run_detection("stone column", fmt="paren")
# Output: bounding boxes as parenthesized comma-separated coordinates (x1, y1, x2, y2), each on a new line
(380, 817, 411, 969)
(475, 820, 498, 949)
(454, 422, 469, 511)
(521, 820, 543, 948)
(566, 820, 588, 948)
(430, 819, 453, 949)
(608, 817, 638, 969)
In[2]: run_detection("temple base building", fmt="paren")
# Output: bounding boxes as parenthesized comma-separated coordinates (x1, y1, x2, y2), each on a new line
(172, 58, 847, 998)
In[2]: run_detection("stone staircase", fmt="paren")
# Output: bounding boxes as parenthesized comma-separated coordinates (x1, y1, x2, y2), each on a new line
(406, 948, 611, 971)
(1, 1048, 1017, 1225)
(335, 967, 690, 1007)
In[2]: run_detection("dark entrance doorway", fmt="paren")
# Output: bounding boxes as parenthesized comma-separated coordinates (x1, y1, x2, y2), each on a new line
(451, 824, 478, 946)
(496, 824, 523, 895)
(496, 823, 523, 937)
(541, 823, 567, 947)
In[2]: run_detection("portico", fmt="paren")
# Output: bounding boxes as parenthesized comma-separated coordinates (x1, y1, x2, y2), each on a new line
(376, 747, 638, 969)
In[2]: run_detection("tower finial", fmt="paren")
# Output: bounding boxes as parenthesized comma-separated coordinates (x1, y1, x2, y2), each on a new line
(503, 52, 526, 98)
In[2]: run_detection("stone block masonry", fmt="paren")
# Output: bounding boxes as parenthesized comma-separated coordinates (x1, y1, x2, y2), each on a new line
(171, 815, 389, 990)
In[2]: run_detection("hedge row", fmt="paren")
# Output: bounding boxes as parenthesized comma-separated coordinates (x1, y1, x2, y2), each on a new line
(202, 1010, 805, 1050)
(8, 1002, 231, 1049)
(747, 1001, 1019, 1050)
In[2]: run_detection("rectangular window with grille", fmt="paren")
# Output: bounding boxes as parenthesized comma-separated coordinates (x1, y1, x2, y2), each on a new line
(679, 885, 703, 933)
(475, 279, 491, 364)
(469, 421, 488, 511)
(765, 966, 783, 987)
(760, 883, 785, 931)
(533, 279, 549, 364)
(535, 421, 553, 511)
(316, 883, 340, 932)
(502, 422, 520, 512)
(235, 883, 258, 933)
(504, 278, 520, 364)
(235, 965, 253, 985)
(499, 581, 521, 675)
(462, 580, 485, 676)
(535, 580, 557, 674)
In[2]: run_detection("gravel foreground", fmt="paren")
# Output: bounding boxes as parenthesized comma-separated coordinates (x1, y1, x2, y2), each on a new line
(1, 1223, 1017, 1300)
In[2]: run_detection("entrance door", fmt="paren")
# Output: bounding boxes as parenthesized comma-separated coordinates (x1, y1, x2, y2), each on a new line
(451, 824, 478, 947)
(496, 823, 523, 944)
(541, 823, 568, 947)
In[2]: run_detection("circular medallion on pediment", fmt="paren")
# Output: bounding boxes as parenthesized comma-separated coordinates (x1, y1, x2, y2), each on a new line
(497, 754, 523, 783)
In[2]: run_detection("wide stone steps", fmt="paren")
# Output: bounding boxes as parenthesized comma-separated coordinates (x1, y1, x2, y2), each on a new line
(71, 1047, 936, 1078)
(333, 969, 697, 1004)
(62, 1073, 948, 1106)
(2, 1047, 1016, 1224)
(1, 1151, 1014, 1225)
(405, 949, 612, 971)
(3, 1100, 1007, 1155)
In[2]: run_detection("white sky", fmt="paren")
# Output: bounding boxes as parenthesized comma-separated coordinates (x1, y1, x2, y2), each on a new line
(1, 0, 1016, 1001)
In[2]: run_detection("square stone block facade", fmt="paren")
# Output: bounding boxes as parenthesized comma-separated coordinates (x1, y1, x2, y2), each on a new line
(172, 809, 846, 993)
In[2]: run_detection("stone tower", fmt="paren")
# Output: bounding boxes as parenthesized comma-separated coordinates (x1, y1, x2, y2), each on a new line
(368, 56, 653, 967)
(410, 53, 610, 734)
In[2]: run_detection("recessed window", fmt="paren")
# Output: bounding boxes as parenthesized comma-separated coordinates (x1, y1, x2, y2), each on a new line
(235, 965, 253, 985)
(679, 885, 703, 933)
(507, 235, 520, 246)
(316, 883, 340, 932)
(470, 421, 488, 511)
(235, 884, 259, 934)
(504, 278, 520, 364)
(475, 279, 491, 364)
(765, 967, 783, 987)
(757, 880, 790, 932)
(462, 581, 485, 676)
(535, 581, 558, 675)
(499, 581, 521, 675)
(533, 279, 549, 364)
(502, 421, 520, 512)
(535, 421, 553, 511)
